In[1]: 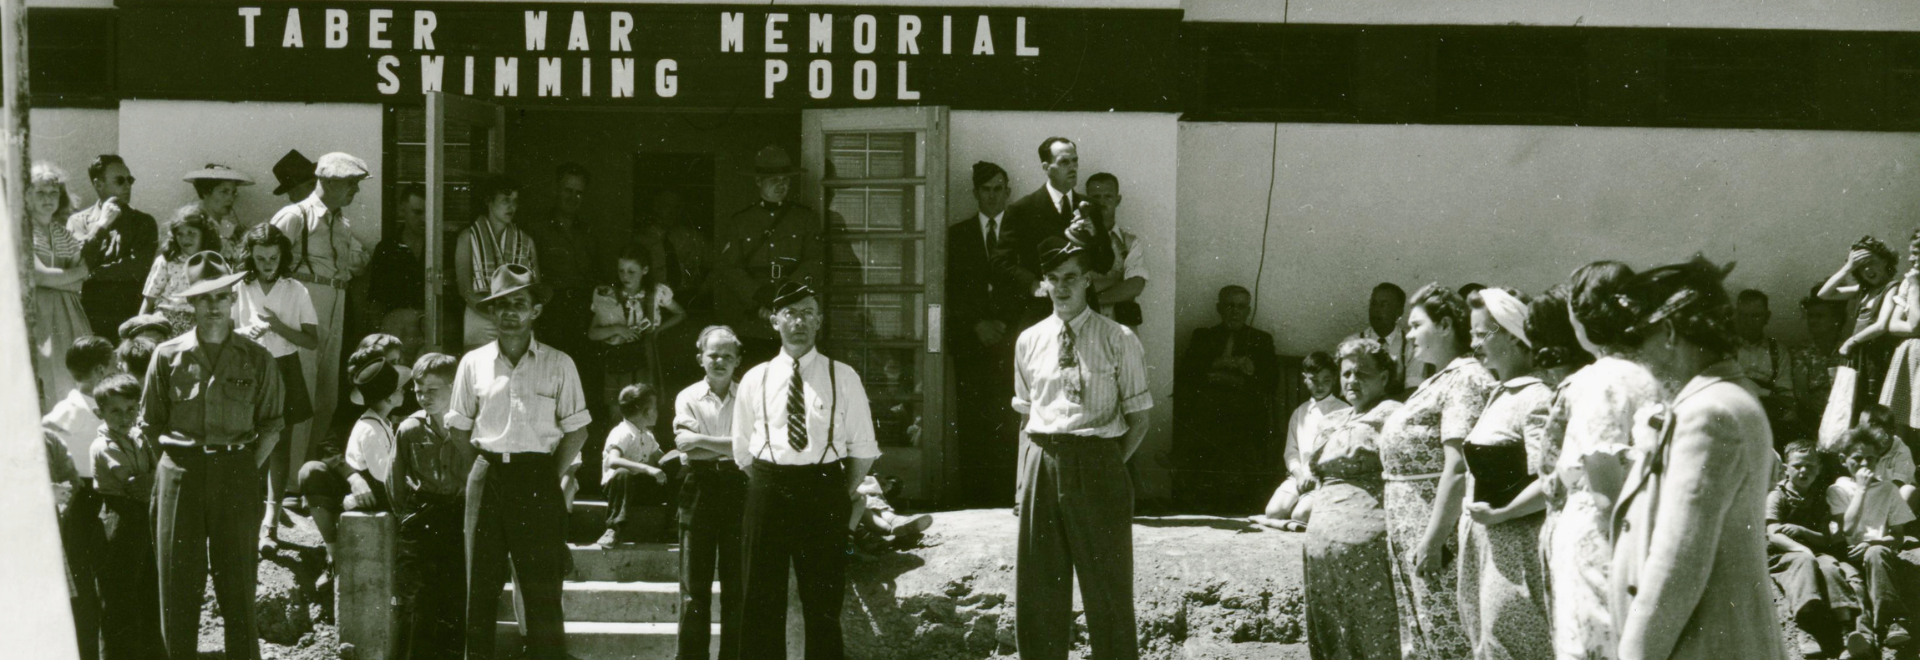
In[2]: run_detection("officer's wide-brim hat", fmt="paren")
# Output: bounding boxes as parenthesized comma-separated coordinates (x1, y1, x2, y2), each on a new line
(752, 145, 805, 177)
(174, 251, 247, 299)
(478, 263, 551, 309)
(182, 164, 255, 186)
(271, 150, 317, 195)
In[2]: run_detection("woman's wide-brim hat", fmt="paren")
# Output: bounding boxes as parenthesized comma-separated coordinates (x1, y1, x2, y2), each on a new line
(174, 251, 248, 299)
(478, 263, 551, 308)
(752, 145, 805, 177)
(182, 164, 256, 186)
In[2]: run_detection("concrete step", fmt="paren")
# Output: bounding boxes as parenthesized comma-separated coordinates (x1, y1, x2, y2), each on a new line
(569, 543, 681, 582)
(499, 581, 711, 624)
(495, 621, 719, 660)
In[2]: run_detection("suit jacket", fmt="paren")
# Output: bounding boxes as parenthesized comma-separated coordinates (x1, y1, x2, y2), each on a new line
(1177, 324, 1280, 399)
(946, 214, 1027, 357)
(999, 186, 1074, 320)
(1609, 360, 1784, 660)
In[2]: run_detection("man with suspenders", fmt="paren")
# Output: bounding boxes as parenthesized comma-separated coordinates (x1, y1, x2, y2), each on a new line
(270, 152, 370, 466)
(732, 282, 880, 660)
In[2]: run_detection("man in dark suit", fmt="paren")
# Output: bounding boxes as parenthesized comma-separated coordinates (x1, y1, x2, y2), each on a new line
(998, 137, 1084, 327)
(946, 162, 1026, 507)
(1175, 285, 1280, 513)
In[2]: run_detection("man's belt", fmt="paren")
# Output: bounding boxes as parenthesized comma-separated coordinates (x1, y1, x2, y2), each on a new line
(1029, 432, 1121, 443)
(163, 442, 252, 455)
(478, 449, 552, 464)
(687, 458, 743, 472)
(290, 272, 351, 289)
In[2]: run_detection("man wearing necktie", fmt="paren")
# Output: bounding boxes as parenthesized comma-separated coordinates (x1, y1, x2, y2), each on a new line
(732, 282, 880, 660)
(270, 152, 371, 472)
(947, 161, 1027, 507)
(1001, 137, 1084, 328)
(1013, 232, 1152, 660)
(714, 145, 825, 367)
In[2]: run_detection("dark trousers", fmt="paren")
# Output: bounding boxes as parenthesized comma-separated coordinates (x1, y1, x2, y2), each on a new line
(1018, 433, 1138, 660)
(679, 460, 747, 660)
(1773, 550, 1860, 624)
(83, 279, 143, 339)
(97, 493, 164, 660)
(153, 449, 263, 660)
(398, 494, 467, 660)
(604, 470, 669, 542)
(1847, 544, 1912, 632)
(740, 460, 850, 660)
(465, 452, 569, 660)
(953, 342, 1018, 507)
(62, 484, 104, 660)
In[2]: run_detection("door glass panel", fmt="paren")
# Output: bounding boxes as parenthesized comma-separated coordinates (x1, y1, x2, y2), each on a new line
(826, 185, 920, 232)
(839, 345, 922, 447)
(827, 292, 924, 343)
(826, 132, 919, 179)
(829, 239, 922, 287)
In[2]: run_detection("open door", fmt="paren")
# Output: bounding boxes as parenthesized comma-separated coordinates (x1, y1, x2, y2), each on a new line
(419, 92, 505, 350)
(801, 107, 949, 504)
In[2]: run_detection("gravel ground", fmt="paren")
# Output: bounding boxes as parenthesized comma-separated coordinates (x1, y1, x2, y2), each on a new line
(193, 507, 341, 660)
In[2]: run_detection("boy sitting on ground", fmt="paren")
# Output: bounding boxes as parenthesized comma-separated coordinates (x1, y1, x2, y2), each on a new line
(598, 383, 670, 547)
(1830, 424, 1920, 657)
(1768, 439, 1860, 657)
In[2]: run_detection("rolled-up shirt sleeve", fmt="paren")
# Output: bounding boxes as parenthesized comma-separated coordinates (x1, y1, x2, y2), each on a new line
(555, 356, 592, 433)
(731, 368, 759, 467)
(1011, 332, 1033, 415)
(840, 363, 882, 460)
(446, 356, 477, 431)
(673, 388, 702, 436)
(1117, 329, 1153, 414)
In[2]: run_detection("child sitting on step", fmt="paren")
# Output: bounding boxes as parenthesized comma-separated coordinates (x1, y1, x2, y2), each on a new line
(598, 383, 670, 547)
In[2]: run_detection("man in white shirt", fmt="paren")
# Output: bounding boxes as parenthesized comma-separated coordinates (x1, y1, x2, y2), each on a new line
(1084, 172, 1147, 326)
(447, 264, 592, 660)
(672, 325, 747, 660)
(731, 282, 880, 659)
(270, 152, 371, 468)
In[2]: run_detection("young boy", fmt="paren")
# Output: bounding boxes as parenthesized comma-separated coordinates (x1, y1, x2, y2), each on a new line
(44, 335, 115, 659)
(344, 353, 405, 514)
(1253, 352, 1349, 531)
(598, 383, 669, 547)
(89, 374, 164, 659)
(1768, 439, 1859, 657)
(115, 337, 154, 382)
(389, 353, 473, 660)
(297, 335, 407, 567)
(1830, 424, 1918, 656)
(671, 325, 746, 660)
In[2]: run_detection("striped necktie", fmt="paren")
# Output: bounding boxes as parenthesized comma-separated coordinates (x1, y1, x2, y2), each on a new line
(787, 358, 809, 451)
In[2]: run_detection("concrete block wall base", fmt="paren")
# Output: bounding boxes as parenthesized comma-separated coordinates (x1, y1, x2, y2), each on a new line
(337, 511, 399, 660)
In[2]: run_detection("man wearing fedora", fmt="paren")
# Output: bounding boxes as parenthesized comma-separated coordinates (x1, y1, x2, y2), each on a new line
(271, 152, 371, 475)
(448, 263, 592, 660)
(270, 149, 319, 207)
(715, 145, 825, 367)
(731, 281, 880, 660)
(140, 251, 286, 660)
(69, 154, 160, 339)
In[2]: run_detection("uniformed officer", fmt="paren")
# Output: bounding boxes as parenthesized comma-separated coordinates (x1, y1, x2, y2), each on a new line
(140, 251, 286, 660)
(714, 145, 826, 366)
(732, 282, 881, 660)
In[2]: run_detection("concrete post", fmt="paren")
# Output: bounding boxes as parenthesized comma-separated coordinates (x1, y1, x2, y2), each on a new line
(338, 511, 399, 660)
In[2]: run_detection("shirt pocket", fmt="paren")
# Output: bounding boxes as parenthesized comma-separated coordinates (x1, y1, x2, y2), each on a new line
(211, 374, 262, 436)
(530, 392, 559, 432)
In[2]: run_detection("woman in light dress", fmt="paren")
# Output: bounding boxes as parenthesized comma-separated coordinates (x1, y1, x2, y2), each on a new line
(27, 162, 94, 411)
(1301, 337, 1403, 660)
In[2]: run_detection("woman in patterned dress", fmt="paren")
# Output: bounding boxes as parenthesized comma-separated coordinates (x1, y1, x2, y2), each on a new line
(453, 174, 538, 349)
(140, 207, 223, 337)
(1452, 287, 1576, 659)
(1302, 336, 1403, 660)
(27, 162, 93, 411)
(1379, 283, 1498, 660)
(1817, 235, 1899, 448)
(588, 242, 684, 432)
(1536, 261, 1665, 660)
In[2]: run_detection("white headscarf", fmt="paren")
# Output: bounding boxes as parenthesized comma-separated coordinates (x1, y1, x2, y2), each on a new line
(1479, 288, 1532, 348)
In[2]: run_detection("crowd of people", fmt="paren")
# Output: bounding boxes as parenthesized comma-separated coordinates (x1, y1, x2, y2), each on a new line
(1214, 233, 1920, 660)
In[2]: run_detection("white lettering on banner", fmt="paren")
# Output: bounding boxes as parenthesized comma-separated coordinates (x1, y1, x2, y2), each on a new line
(765, 14, 788, 54)
(853, 15, 876, 55)
(495, 57, 519, 96)
(720, 13, 744, 53)
(942, 15, 952, 55)
(421, 55, 444, 92)
(414, 11, 435, 49)
(369, 9, 392, 49)
(898, 15, 920, 55)
(525, 11, 547, 50)
(538, 57, 561, 96)
(611, 58, 635, 97)
(581, 58, 591, 95)
(376, 55, 400, 93)
(611, 12, 633, 52)
(282, 9, 303, 48)
(1016, 17, 1039, 56)
(809, 60, 831, 99)
(809, 14, 832, 54)
(853, 60, 876, 100)
(568, 12, 590, 51)
(325, 9, 348, 48)
(897, 60, 919, 100)
(463, 55, 475, 94)
(972, 16, 993, 55)
(656, 59, 677, 97)
(765, 59, 787, 98)
(239, 8, 261, 48)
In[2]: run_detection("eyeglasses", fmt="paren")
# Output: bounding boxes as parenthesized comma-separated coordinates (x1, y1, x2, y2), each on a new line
(780, 308, 820, 321)
(1470, 328, 1504, 342)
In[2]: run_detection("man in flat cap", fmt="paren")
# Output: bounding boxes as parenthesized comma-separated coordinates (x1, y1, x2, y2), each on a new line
(140, 251, 286, 660)
(448, 263, 591, 660)
(270, 152, 370, 471)
(732, 281, 880, 660)
(1013, 225, 1150, 660)
(714, 145, 825, 367)
(69, 154, 160, 339)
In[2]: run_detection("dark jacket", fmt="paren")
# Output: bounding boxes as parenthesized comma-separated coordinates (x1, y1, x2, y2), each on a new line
(1177, 323, 1280, 399)
(945, 214, 1029, 356)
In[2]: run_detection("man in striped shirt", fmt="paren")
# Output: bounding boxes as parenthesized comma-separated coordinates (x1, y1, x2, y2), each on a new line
(1013, 232, 1153, 660)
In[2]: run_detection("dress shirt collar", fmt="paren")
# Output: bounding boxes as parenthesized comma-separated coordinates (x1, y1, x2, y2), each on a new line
(1308, 394, 1347, 413)
(771, 346, 824, 371)
(407, 408, 445, 434)
(63, 387, 97, 414)
(1431, 355, 1480, 380)
(979, 211, 1004, 242)
(1045, 182, 1072, 209)
(1053, 306, 1096, 332)
(691, 378, 738, 404)
(299, 189, 336, 221)
(487, 337, 549, 367)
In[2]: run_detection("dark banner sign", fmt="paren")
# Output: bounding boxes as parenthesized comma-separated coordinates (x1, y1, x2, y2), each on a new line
(117, 2, 1182, 111)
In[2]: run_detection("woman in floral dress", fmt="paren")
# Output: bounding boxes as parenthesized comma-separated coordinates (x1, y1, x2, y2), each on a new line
(27, 162, 93, 411)
(1302, 336, 1403, 660)
(141, 207, 222, 337)
(1379, 283, 1497, 660)
(1537, 262, 1665, 660)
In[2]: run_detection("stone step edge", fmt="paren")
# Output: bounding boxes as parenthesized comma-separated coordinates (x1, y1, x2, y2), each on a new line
(493, 621, 717, 635)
